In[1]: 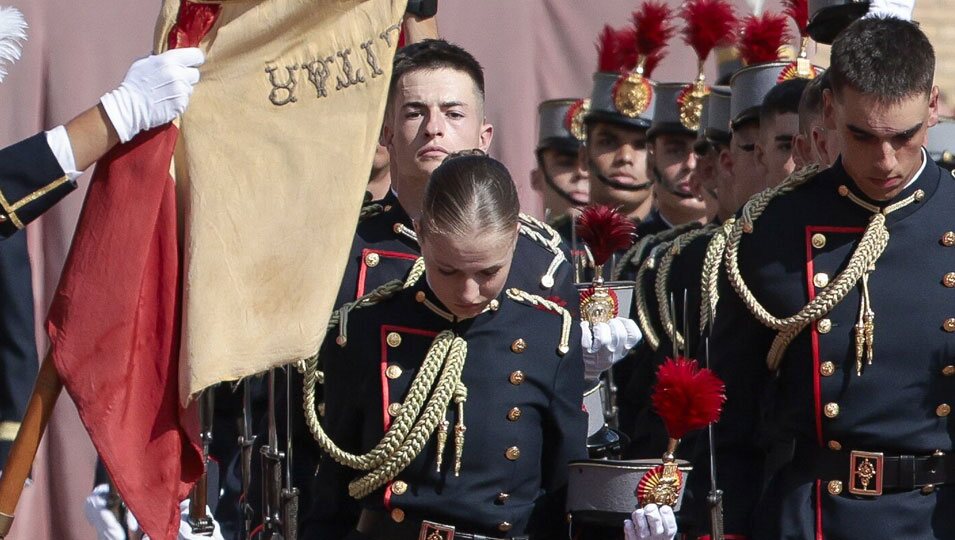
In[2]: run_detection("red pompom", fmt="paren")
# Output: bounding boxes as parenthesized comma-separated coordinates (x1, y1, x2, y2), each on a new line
(680, 0, 738, 61)
(597, 25, 638, 73)
(783, 0, 809, 37)
(576, 205, 636, 268)
(738, 12, 791, 65)
(632, 1, 676, 68)
(652, 357, 726, 440)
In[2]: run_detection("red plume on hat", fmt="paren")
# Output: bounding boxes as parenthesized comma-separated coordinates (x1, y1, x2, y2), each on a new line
(680, 0, 738, 64)
(652, 357, 726, 441)
(635, 356, 726, 508)
(738, 12, 791, 65)
(632, 1, 676, 78)
(576, 205, 635, 268)
(597, 25, 635, 73)
(783, 0, 811, 58)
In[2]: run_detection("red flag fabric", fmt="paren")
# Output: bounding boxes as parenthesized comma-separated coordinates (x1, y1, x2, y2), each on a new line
(45, 5, 217, 538)
(46, 124, 201, 540)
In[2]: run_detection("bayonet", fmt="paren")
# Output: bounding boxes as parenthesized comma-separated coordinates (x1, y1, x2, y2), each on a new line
(704, 336, 724, 540)
(189, 388, 216, 535)
(261, 369, 286, 539)
(238, 379, 257, 540)
(280, 366, 300, 540)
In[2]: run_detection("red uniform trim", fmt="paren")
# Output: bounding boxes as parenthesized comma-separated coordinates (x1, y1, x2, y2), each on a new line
(804, 226, 862, 540)
(803, 226, 864, 446)
(379, 324, 439, 509)
(357, 248, 418, 299)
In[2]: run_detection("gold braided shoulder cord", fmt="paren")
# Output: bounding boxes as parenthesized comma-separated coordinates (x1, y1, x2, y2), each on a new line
(519, 214, 567, 287)
(504, 288, 572, 355)
(723, 165, 901, 370)
(612, 236, 650, 281)
(359, 201, 385, 223)
(699, 218, 735, 333)
(655, 224, 717, 351)
(634, 245, 665, 351)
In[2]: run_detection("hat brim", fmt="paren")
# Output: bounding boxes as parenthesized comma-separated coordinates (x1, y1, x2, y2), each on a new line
(537, 136, 581, 155)
(647, 122, 697, 140)
(808, 2, 871, 44)
(584, 110, 652, 132)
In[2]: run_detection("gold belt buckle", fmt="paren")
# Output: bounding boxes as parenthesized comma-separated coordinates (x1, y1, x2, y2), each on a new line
(848, 450, 884, 496)
(419, 520, 455, 540)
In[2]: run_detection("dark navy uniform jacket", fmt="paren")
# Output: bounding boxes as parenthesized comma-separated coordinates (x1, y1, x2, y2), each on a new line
(0, 133, 73, 465)
(708, 157, 954, 539)
(307, 278, 587, 539)
(0, 133, 75, 239)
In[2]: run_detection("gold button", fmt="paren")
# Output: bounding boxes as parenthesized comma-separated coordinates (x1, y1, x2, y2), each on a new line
(509, 371, 525, 385)
(943, 365, 955, 376)
(505, 446, 521, 461)
(507, 407, 522, 421)
(838, 185, 849, 197)
(318, 402, 326, 417)
(388, 402, 402, 417)
(392, 223, 403, 234)
(937, 404, 951, 417)
(391, 480, 408, 495)
(364, 252, 380, 267)
(386, 364, 403, 379)
(383, 204, 393, 212)
(824, 402, 840, 418)
(415, 291, 426, 303)
(489, 299, 500, 311)
(817, 319, 832, 334)
(828, 440, 842, 451)
(828, 480, 843, 495)
(386, 331, 402, 347)
(944, 273, 955, 288)
(0, 214, 6, 223)
(811, 233, 827, 249)
(914, 189, 925, 202)
(335, 335, 347, 347)
(813, 273, 830, 288)
(496, 492, 510, 504)
(498, 522, 513, 533)
(541, 275, 555, 288)
(942, 231, 955, 247)
(921, 484, 936, 495)
(944, 318, 955, 333)
(820, 361, 836, 377)
(511, 339, 527, 353)
(391, 508, 405, 522)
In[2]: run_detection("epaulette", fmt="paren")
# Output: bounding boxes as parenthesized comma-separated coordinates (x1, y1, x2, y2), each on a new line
(505, 288, 572, 356)
(612, 221, 702, 280)
(358, 193, 386, 223)
(518, 213, 568, 288)
(654, 224, 718, 351)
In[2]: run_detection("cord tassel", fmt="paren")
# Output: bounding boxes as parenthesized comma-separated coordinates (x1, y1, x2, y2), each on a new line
(453, 385, 467, 477)
(435, 419, 449, 472)
(862, 272, 875, 367)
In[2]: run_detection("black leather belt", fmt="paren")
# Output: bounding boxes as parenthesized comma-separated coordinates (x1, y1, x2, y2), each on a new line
(795, 444, 953, 496)
(356, 509, 528, 540)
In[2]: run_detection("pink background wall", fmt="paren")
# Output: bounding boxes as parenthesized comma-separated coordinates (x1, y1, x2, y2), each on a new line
(0, 1, 788, 537)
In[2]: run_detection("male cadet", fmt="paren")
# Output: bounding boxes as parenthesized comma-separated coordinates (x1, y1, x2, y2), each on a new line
(754, 77, 811, 188)
(926, 117, 955, 171)
(530, 98, 590, 242)
(708, 18, 955, 538)
(582, 28, 658, 226)
(794, 71, 845, 168)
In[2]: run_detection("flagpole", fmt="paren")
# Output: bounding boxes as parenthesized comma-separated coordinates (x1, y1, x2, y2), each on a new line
(0, 352, 63, 538)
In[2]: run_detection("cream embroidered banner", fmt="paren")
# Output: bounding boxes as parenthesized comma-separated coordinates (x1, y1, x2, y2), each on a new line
(156, 0, 406, 405)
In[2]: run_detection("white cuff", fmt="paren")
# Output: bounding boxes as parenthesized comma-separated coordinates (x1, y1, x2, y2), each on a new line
(44, 125, 82, 181)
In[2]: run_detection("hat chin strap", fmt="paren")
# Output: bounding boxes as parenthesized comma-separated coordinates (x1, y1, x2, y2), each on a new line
(652, 165, 695, 200)
(589, 158, 652, 192)
(541, 169, 586, 207)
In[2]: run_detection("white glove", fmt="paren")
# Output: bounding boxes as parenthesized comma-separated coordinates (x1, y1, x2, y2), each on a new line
(866, 0, 915, 20)
(177, 499, 225, 540)
(84, 484, 140, 540)
(581, 317, 642, 381)
(623, 504, 678, 540)
(100, 47, 205, 143)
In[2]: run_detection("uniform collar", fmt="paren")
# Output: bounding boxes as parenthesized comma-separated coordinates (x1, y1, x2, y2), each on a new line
(412, 277, 502, 325)
(835, 148, 938, 224)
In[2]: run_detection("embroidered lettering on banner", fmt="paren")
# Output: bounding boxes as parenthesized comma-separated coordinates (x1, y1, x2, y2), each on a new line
(265, 66, 298, 106)
(265, 23, 397, 106)
(361, 40, 384, 78)
(335, 48, 365, 90)
(378, 22, 401, 47)
(302, 56, 335, 98)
